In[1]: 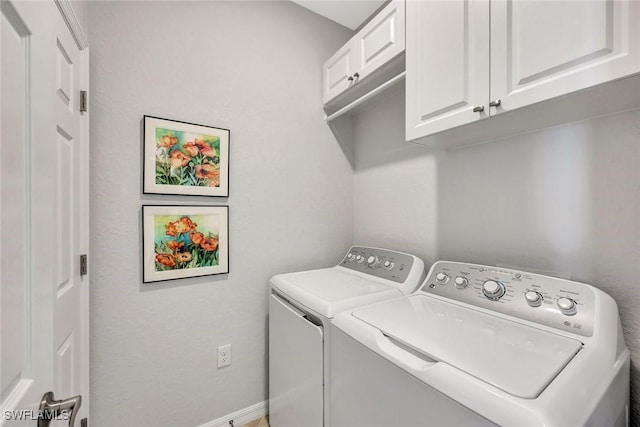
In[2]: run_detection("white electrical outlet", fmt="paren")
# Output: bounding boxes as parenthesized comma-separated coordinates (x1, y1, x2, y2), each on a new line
(217, 344, 232, 368)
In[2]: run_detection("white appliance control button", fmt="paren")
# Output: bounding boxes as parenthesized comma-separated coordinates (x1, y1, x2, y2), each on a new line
(557, 297, 577, 316)
(367, 255, 380, 267)
(384, 260, 394, 270)
(525, 291, 542, 307)
(435, 273, 449, 284)
(482, 280, 506, 300)
(346, 253, 356, 262)
(355, 255, 364, 263)
(454, 276, 469, 289)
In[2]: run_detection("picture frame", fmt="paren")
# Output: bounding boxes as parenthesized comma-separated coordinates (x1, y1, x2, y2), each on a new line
(143, 115, 230, 197)
(142, 205, 229, 283)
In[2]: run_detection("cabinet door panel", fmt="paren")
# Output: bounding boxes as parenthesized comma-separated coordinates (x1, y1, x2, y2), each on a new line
(357, 0, 405, 80)
(323, 42, 356, 104)
(406, 0, 490, 140)
(491, 0, 640, 115)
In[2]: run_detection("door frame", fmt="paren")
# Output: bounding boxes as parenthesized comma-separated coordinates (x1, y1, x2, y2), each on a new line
(54, 0, 91, 420)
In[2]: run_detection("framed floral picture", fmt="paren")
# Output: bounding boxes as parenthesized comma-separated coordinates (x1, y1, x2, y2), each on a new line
(142, 205, 229, 283)
(143, 116, 230, 197)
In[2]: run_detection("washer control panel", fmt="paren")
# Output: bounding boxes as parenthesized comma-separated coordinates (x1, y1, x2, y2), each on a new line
(340, 246, 415, 283)
(420, 261, 595, 337)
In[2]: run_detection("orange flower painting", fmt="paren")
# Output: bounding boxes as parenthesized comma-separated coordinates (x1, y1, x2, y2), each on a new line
(144, 117, 229, 197)
(144, 205, 229, 283)
(155, 128, 221, 187)
(153, 213, 222, 272)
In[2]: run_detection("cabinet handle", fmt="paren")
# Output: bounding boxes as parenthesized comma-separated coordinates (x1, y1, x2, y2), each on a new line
(472, 105, 485, 113)
(353, 72, 360, 80)
(348, 76, 354, 82)
(489, 99, 502, 107)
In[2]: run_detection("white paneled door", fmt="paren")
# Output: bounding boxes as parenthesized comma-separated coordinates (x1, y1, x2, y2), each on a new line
(1, 1, 89, 426)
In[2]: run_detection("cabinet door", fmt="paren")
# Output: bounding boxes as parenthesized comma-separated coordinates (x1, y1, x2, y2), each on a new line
(491, 0, 640, 115)
(406, 0, 490, 141)
(355, 0, 405, 81)
(323, 39, 357, 104)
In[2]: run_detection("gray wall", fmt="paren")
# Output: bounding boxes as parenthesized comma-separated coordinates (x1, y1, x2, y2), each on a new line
(354, 86, 640, 423)
(70, 0, 87, 34)
(88, 2, 353, 426)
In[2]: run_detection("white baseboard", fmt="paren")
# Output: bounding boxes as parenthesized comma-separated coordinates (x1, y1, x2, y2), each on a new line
(198, 400, 268, 427)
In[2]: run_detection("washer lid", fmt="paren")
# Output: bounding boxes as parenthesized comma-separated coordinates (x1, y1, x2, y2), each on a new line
(352, 295, 582, 399)
(271, 268, 400, 318)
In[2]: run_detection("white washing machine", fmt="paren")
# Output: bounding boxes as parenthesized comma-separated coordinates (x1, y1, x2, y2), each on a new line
(330, 261, 630, 427)
(268, 246, 425, 427)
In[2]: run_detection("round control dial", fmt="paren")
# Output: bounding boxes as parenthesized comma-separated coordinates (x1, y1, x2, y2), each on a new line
(482, 280, 506, 300)
(557, 297, 577, 316)
(367, 255, 380, 267)
(346, 253, 356, 262)
(525, 291, 542, 307)
(435, 273, 449, 284)
(355, 255, 364, 263)
(454, 276, 469, 289)
(383, 260, 394, 270)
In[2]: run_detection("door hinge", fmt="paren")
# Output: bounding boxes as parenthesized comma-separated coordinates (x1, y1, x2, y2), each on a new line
(80, 90, 88, 113)
(80, 254, 88, 276)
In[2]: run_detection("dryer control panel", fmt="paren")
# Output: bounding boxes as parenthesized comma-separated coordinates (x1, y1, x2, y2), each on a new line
(420, 261, 595, 337)
(340, 246, 415, 284)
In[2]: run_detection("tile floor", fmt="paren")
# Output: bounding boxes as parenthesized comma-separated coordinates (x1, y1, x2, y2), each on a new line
(240, 415, 269, 427)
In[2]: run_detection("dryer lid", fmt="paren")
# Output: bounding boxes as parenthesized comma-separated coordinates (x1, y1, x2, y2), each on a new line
(270, 268, 400, 318)
(352, 295, 582, 399)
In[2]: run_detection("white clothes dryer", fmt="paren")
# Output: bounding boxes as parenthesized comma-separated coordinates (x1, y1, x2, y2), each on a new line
(268, 246, 425, 427)
(330, 261, 630, 427)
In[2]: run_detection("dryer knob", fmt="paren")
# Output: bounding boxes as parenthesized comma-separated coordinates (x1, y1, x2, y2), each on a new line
(482, 280, 506, 300)
(454, 276, 469, 289)
(367, 255, 380, 267)
(557, 297, 577, 316)
(435, 273, 449, 284)
(355, 255, 364, 263)
(525, 291, 542, 307)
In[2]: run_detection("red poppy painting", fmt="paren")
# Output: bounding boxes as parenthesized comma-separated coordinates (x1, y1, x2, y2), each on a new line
(143, 116, 229, 197)
(143, 205, 229, 283)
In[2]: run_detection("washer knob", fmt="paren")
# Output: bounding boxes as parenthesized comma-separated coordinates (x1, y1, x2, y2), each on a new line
(482, 280, 506, 300)
(367, 255, 380, 267)
(557, 297, 577, 316)
(525, 291, 542, 307)
(355, 255, 364, 263)
(454, 276, 469, 289)
(383, 260, 394, 270)
(435, 273, 449, 284)
(346, 253, 356, 262)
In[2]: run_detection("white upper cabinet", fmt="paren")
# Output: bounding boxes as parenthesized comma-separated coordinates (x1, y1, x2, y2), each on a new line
(406, 0, 640, 142)
(323, 0, 405, 105)
(406, 0, 490, 140)
(324, 42, 357, 104)
(491, 0, 640, 115)
(355, 0, 405, 82)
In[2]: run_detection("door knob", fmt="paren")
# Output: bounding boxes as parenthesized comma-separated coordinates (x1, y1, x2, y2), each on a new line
(472, 105, 485, 113)
(353, 72, 360, 80)
(489, 99, 502, 107)
(348, 76, 354, 82)
(38, 391, 82, 427)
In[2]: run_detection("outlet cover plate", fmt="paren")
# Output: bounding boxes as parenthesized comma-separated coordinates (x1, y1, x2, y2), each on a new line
(217, 344, 231, 368)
